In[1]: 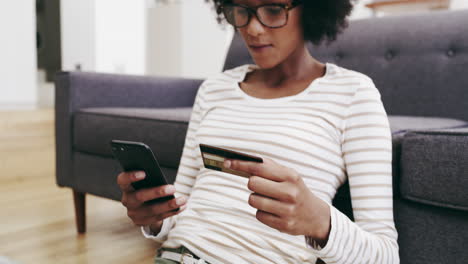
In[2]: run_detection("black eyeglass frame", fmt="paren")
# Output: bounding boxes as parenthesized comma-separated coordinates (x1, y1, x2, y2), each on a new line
(220, 1, 303, 29)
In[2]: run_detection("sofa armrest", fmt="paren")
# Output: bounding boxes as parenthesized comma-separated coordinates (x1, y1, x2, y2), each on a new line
(400, 126, 468, 211)
(55, 71, 204, 110)
(54, 71, 204, 187)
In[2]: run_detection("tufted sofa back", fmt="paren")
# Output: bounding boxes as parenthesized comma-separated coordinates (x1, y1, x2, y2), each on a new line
(223, 9, 468, 122)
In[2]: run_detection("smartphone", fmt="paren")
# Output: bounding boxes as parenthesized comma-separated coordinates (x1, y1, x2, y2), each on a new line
(199, 143, 263, 178)
(110, 139, 176, 206)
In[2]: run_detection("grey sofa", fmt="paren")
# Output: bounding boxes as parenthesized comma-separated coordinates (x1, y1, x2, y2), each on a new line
(55, 9, 468, 264)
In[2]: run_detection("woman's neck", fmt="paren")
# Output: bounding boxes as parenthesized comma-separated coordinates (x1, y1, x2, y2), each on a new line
(256, 46, 325, 88)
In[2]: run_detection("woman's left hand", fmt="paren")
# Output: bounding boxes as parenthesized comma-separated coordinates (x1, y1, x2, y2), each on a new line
(224, 157, 331, 245)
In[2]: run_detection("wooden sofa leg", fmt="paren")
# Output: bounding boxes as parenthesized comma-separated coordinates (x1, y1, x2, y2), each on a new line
(73, 190, 86, 234)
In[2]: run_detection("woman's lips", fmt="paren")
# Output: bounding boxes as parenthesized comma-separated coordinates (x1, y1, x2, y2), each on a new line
(249, 44, 272, 53)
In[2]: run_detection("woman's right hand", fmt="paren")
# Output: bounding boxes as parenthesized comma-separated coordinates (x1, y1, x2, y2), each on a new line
(117, 171, 187, 234)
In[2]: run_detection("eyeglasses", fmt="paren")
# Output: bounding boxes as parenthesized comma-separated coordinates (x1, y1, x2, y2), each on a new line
(221, 1, 303, 29)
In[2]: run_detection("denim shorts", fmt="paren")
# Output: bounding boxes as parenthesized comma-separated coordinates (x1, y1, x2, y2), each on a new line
(155, 246, 208, 264)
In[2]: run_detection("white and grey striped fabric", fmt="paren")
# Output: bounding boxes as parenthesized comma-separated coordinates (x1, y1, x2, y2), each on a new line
(142, 63, 399, 264)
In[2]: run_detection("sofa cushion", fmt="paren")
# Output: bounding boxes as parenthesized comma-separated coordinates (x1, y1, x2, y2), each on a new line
(73, 107, 192, 169)
(72, 151, 179, 201)
(401, 127, 468, 211)
(387, 116, 468, 196)
(394, 199, 468, 264)
(388, 115, 467, 134)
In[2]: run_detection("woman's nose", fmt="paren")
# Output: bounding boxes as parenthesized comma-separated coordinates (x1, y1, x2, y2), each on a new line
(246, 15, 266, 37)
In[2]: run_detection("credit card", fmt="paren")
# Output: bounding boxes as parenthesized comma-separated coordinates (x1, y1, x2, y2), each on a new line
(199, 143, 263, 178)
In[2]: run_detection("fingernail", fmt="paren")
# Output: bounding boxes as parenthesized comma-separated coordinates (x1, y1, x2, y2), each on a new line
(176, 196, 186, 206)
(224, 160, 231, 168)
(165, 185, 176, 194)
(135, 171, 145, 179)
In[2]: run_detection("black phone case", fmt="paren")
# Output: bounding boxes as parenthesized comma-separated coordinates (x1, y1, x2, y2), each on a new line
(110, 140, 175, 205)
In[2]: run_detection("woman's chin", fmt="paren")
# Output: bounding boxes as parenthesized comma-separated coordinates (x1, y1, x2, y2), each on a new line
(251, 59, 277, 70)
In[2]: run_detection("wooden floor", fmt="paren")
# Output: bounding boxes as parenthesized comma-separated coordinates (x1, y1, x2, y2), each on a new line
(0, 108, 159, 263)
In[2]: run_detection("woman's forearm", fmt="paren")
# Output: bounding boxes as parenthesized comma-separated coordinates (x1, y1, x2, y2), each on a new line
(149, 221, 163, 235)
(306, 199, 331, 248)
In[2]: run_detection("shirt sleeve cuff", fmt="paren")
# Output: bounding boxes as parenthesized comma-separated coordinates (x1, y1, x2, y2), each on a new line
(305, 204, 344, 260)
(306, 204, 401, 263)
(141, 217, 173, 243)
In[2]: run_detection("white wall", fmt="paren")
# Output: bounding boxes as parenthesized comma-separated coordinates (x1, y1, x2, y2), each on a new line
(352, 0, 468, 18)
(180, 0, 234, 79)
(146, 0, 234, 79)
(451, 0, 468, 9)
(146, 2, 183, 77)
(61, 0, 146, 75)
(0, 1, 37, 108)
(95, 0, 146, 75)
(350, 0, 374, 20)
(61, 0, 96, 72)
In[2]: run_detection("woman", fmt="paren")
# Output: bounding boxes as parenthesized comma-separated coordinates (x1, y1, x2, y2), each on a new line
(117, 0, 400, 263)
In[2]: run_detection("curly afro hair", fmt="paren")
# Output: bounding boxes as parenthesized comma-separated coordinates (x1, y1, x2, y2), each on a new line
(205, 0, 354, 46)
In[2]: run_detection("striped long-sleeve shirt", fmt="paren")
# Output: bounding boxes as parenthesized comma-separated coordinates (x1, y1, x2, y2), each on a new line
(142, 63, 400, 264)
